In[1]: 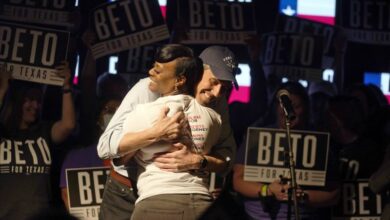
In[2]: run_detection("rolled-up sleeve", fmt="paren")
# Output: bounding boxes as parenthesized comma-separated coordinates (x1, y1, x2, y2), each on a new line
(97, 78, 158, 159)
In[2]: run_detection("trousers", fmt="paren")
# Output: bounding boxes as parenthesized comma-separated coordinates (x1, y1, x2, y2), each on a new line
(131, 193, 213, 220)
(99, 176, 137, 220)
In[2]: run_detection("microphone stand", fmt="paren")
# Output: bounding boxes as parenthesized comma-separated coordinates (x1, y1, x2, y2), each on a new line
(283, 116, 300, 220)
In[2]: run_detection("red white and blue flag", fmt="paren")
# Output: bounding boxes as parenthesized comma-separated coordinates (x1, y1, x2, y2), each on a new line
(279, 0, 335, 25)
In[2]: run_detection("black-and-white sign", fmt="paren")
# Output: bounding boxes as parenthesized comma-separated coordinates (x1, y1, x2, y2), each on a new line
(172, 0, 256, 44)
(66, 167, 110, 220)
(91, 0, 169, 59)
(332, 179, 384, 220)
(244, 127, 330, 186)
(117, 44, 158, 74)
(276, 14, 339, 68)
(0, 20, 69, 86)
(337, 0, 390, 45)
(0, 0, 76, 27)
(261, 32, 324, 81)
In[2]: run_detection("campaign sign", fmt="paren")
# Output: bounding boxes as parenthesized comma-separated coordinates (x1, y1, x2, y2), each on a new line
(261, 32, 324, 81)
(172, 0, 256, 44)
(332, 179, 384, 220)
(243, 127, 330, 186)
(117, 44, 160, 74)
(0, 21, 69, 86)
(91, 0, 169, 59)
(0, 0, 76, 27)
(275, 14, 339, 68)
(66, 167, 110, 220)
(337, 0, 390, 45)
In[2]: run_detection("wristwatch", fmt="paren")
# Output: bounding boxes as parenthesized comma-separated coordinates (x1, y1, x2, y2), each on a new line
(199, 155, 208, 170)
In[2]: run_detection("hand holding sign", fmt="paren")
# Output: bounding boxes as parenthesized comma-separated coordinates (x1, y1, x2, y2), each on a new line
(55, 61, 72, 89)
(268, 179, 289, 201)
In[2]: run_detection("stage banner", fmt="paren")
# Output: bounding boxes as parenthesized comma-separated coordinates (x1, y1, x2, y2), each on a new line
(66, 167, 110, 220)
(170, 0, 256, 45)
(261, 32, 324, 81)
(243, 127, 330, 186)
(275, 14, 340, 69)
(0, 0, 76, 27)
(91, 0, 169, 59)
(332, 179, 385, 220)
(336, 0, 390, 45)
(0, 20, 69, 86)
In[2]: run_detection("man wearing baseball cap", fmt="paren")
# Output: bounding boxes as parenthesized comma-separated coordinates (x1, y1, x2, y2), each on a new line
(154, 45, 239, 176)
(196, 46, 239, 107)
(98, 45, 238, 219)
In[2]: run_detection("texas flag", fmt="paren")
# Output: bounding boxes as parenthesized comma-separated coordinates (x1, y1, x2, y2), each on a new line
(228, 64, 251, 104)
(279, 0, 336, 25)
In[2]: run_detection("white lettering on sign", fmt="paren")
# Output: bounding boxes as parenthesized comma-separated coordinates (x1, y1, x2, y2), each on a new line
(0, 140, 12, 164)
(342, 182, 382, 215)
(93, 171, 105, 203)
(126, 46, 154, 72)
(0, 26, 58, 66)
(340, 158, 360, 180)
(78, 172, 93, 205)
(9, 0, 66, 9)
(256, 131, 317, 168)
(284, 17, 334, 54)
(349, 0, 390, 30)
(263, 35, 315, 66)
(94, 0, 153, 40)
(189, 0, 244, 29)
(77, 170, 109, 205)
(257, 132, 271, 164)
(0, 137, 51, 165)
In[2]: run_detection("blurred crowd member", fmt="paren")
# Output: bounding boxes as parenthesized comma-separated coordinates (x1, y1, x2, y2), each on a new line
(59, 95, 121, 210)
(325, 95, 383, 180)
(59, 29, 129, 211)
(308, 81, 338, 131)
(0, 62, 76, 220)
(233, 81, 340, 220)
(78, 29, 128, 146)
(346, 84, 390, 152)
(325, 95, 382, 219)
(229, 35, 269, 145)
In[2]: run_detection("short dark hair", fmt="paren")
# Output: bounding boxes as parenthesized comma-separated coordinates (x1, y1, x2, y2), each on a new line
(154, 44, 203, 96)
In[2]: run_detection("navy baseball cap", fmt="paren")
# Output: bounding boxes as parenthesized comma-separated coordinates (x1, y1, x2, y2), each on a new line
(199, 46, 239, 89)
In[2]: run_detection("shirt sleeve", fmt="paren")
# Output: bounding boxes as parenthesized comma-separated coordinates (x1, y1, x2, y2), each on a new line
(97, 78, 158, 159)
(209, 98, 237, 176)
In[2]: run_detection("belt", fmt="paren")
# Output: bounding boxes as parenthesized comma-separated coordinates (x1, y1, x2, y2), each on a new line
(110, 169, 133, 189)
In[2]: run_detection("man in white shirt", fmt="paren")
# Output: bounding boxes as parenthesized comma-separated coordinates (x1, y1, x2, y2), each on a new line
(97, 45, 238, 220)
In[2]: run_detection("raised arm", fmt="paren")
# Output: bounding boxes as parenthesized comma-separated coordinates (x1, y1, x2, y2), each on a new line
(51, 61, 76, 144)
(79, 30, 99, 144)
